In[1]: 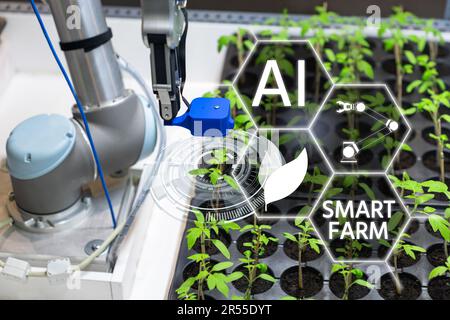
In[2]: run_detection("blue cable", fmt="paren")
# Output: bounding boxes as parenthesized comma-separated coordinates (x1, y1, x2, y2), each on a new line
(29, 0, 117, 228)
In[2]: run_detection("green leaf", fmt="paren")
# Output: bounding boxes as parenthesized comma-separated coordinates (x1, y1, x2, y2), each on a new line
(441, 114, 450, 123)
(404, 50, 417, 65)
(212, 239, 231, 259)
(283, 232, 298, 243)
(429, 266, 448, 280)
(192, 209, 205, 223)
(428, 214, 450, 241)
(353, 279, 374, 289)
(422, 180, 449, 193)
(215, 276, 230, 297)
(324, 48, 336, 62)
(259, 273, 277, 283)
(226, 271, 244, 282)
(388, 211, 404, 232)
(359, 183, 375, 200)
(357, 60, 374, 79)
(186, 228, 202, 249)
(415, 194, 434, 205)
(188, 253, 209, 263)
(406, 80, 421, 93)
(379, 239, 391, 248)
(223, 174, 239, 190)
(207, 274, 217, 290)
(423, 206, 436, 214)
(211, 261, 233, 272)
(188, 168, 210, 176)
(209, 170, 220, 185)
(176, 277, 196, 294)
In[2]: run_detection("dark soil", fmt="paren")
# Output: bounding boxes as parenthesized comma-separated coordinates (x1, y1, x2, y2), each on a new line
(382, 59, 411, 75)
(283, 236, 323, 262)
(378, 241, 422, 268)
(329, 271, 371, 300)
(232, 264, 275, 295)
(386, 79, 413, 97)
(422, 127, 450, 146)
(192, 229, 232, 256)
(422, 150, 450, 173)
(390, 150, 417, 171)
(377, 177, 395, 197)
(237, 231, 278, 258)
(427, 243, 450, 267)
(280, 266, 323, 298)
(406, 219, 420, 235)
(378, 273, 422, 300)
(330, 238, 372, 260)
(428, 276, 450, 300)
(183, 260, 219, 290)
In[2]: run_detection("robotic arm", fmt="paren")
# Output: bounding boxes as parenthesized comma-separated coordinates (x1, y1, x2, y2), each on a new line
(5, 0, 233, 225)
(141, 0, 234, 136)
(142, 0, 187, 121)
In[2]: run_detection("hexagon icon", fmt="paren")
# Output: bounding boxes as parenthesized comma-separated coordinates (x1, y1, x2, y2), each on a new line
(233, 40, 333, 129)
(309, 173, 411, 263)
(232, 128, 333, 220)
(310, 84, 411, 173)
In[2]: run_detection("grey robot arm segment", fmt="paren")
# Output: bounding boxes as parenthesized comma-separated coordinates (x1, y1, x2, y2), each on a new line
(6, 0, 157, 216)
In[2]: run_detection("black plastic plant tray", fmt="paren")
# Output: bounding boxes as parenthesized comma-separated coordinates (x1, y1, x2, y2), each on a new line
(223, 35, 450, 211)
(169, 210, 443, 299)
(169, 35, 450, 300)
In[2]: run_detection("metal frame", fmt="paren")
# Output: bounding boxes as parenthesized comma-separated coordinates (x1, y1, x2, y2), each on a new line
(1, 1, 450, 31)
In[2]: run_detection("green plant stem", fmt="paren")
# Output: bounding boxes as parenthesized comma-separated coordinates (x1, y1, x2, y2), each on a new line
(343, 264, 352, 300)
(394, 44, 403, 107)
(198, 232, 206, 300)
(244, 216, 261, 300)
(428, 40, 438, 62)
(445, 240, 449, 259)
(393, 252, 402, 295)
(314, 43, 322, 103)
(437, 119, 445, 183)
(298, 234, 304, 290)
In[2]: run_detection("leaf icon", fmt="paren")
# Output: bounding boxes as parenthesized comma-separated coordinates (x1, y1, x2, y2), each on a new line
(263, 148, 308, 210)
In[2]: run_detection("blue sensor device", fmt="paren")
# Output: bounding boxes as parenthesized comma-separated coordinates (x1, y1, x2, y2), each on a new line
(165, 97, 234, 137)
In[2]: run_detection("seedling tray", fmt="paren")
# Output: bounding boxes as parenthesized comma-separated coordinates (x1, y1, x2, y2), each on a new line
(169, 35, 450, 300)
